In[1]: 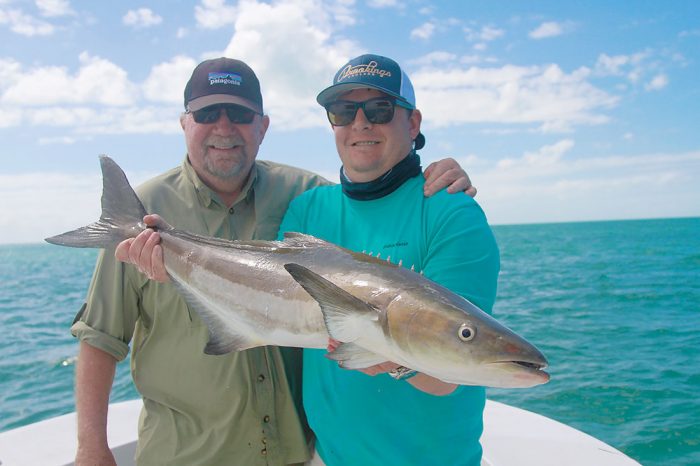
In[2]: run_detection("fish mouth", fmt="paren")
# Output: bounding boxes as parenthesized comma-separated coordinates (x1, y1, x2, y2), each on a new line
(513, 360, 547, 371)
(491, 360, 550, 379)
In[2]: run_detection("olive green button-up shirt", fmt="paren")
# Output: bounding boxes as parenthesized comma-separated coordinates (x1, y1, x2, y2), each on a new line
(71, 157, 328, 466)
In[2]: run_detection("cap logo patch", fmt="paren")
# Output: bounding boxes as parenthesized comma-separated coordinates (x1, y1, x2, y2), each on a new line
(337, 60, 391, 82)
(208, 72, 242, 86)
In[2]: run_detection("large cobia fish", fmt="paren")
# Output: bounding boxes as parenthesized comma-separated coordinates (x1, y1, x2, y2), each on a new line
(47, 156, 549, 388)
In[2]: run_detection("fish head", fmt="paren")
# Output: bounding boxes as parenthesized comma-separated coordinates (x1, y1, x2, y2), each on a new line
(386, 288, 550, 388)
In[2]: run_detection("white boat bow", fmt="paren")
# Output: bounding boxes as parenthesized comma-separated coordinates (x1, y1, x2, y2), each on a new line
(0, 399, 640, 465)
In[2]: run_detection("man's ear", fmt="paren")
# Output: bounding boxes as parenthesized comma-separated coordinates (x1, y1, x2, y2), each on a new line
(180, 112, 187, 130)
(258, 114, 270, 144)
(409, 109, 422, 140)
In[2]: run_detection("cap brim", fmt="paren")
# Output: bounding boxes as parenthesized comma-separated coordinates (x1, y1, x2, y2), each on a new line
(316, 83, 412, 108)
(187, 94, 262, 113)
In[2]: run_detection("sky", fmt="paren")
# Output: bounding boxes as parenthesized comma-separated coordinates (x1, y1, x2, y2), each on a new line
(0, 0, 698, 244)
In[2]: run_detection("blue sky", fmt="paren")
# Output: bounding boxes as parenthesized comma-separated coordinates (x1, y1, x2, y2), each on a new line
(1, 0, 698, 244)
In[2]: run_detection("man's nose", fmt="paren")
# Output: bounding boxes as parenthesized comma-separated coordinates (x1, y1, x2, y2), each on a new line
(351, 108, 372, 130)
(213, 109, 239, 131)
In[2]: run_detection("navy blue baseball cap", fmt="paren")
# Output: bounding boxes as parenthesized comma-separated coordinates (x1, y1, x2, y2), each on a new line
(184, 57, 263, 113)
(317, 54, 425, 150)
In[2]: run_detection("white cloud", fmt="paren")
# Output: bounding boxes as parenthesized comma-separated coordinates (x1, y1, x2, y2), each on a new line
(413, 64, 618, 130)
(2, 52, 137, 106)
(0, 57, 21, 87)
(35, 0, 73, 17)
(411, 22, 435, 40)
(529, 21, 564, 39)
(593, 50, 677, 93)
(0, 109, 21, 127)
(408, 51, 458, 66)
(464, 25, 504, 42)
(0, 8, 54, 35)
(176, 26, 188, 38)
(326, 0, 356, 27)
(23, 106, 181, 134)
(594, 51, 650, 82)
(644, 73, 668, 91)
(498, 139, 574, 170)
(123, 8, 162, 28)
(462, 148, 700, 225)
(679, 28, 700, 38)
(0, 53, 189, 135)
(367, 0, 400, 8)
(602, 53, 645, 75)
(408, 51, 495, 67)
(195, 0, 238, 29)
(142, 55, 197, 105)
(0, 0, 363, 135)
(38, 136, 80, 145)
(220, 0, 361, 129)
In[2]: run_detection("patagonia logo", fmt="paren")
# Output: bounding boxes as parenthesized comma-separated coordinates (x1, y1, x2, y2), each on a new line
(337, 60, 391, 82)
(209, 72, 242, 86)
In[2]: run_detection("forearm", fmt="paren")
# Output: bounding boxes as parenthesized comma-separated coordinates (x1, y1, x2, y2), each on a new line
(362, 360, 458, 396)
(406, 372, 458, 396)
(75, 341, 117, 448)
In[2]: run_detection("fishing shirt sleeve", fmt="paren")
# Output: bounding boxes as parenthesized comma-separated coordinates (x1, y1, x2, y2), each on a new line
(70, 248, 143, 361)
(423, 193, 500, 315)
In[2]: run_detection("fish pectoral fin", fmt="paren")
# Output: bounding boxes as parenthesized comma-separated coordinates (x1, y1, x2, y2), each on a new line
(171, 279, 262, 354)
(284, 263, 378, 342)
(204, 333, 260, 355)
(327, 343, 387, 369)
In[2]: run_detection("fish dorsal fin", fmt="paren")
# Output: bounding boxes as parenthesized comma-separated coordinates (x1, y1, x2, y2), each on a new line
(326, 342, 387, 369)
(284, 263, 378, 342)
(169, 278, 262, 354)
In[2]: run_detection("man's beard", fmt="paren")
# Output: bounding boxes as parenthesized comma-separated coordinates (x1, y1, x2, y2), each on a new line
(202, 137, 250, 179)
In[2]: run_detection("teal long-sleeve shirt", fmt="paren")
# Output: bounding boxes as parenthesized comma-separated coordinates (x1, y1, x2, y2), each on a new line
(278, 174, 500, 466)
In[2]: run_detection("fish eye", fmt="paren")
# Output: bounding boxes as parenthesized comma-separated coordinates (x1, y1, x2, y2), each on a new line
(458, 324, 476, 342)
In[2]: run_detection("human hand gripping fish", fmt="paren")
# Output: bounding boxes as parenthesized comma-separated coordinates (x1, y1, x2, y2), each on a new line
(47, 156, 549, 389)
(115, 215, 169, 283)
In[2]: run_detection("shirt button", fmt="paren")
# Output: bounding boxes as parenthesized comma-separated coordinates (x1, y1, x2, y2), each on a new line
(261, 448, 267, 455)
(262, 438, 267, 444)
(263, 415, 270, 423)
(257, 374, 265, 382)
(229, 207, 234, 214)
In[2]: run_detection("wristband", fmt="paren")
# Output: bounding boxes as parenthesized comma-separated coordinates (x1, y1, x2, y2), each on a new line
(389, 366, 418, 381)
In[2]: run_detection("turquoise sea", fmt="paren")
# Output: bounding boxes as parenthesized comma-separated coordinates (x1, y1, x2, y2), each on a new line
(1, 217, 698, 465)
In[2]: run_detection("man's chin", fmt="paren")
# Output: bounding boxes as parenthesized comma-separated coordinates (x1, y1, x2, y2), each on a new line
(204, 156, 249, 180)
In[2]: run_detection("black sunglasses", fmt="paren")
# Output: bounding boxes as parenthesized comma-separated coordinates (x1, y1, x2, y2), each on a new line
(324, 97, 413, 126)
(188, 104, 259, 125)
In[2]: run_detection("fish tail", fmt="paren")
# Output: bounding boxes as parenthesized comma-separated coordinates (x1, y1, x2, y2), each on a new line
(45, 155, 148, 249)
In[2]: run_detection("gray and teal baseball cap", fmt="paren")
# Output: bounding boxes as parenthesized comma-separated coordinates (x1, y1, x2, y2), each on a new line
(317, 54, 425, 149)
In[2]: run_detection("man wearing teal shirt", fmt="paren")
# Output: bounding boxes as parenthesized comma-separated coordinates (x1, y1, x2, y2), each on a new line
(278, 54, 500, 465)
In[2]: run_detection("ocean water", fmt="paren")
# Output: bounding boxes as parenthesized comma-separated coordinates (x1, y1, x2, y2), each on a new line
(1, 217, 698, 465)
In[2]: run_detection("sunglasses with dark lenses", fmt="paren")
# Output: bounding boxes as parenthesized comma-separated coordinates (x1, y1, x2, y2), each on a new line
(188, 104, 259, 124)
(324, 97, 413, 126)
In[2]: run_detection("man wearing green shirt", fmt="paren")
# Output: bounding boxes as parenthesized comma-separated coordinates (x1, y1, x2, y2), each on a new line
(74, 56, 473, 465)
